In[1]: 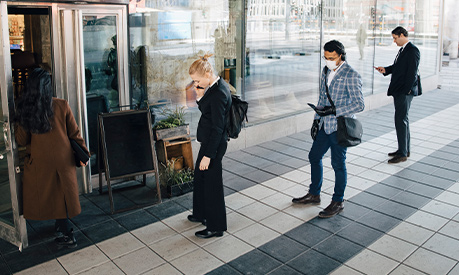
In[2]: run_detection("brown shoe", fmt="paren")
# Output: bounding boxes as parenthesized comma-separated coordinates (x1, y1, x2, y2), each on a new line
(388, 155, 408, 164)
(292, 193, 321, 204)
(318, 201, 344, 218)
(388, 151, 410, 157)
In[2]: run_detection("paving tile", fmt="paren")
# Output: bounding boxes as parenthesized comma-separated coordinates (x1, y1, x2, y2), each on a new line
(161, 211, 200, 233)
(145, 200, 187, 220)
(388, 264, 427, 275)
(149, 233, 199, 261)
(421, 200, 459, 219)
(390, 191, 432, 209)
(435, 191, 459, 207)
(113, 247, 164, 275)
(284, 223, 332, 248)
(237, 201, 278, 222)
(406, 162, 439, 175)
(416, 174, 454, 190)
(76, 261, 124, 275)
(205, 264, 242, 275)
(358, 169, 391, 182)
(406, 183, 443, 199)
(225, 176, 257, 192)
(418, 156, 450, 168)
(330, 265, 365, 275)
(233, 223, 280, 247)
(349, 192, 389, 209)
(261, 192, 295, 210)
(3, 242, 55, 273)
(170, 248, 224, 274)
(96, 232, 145, 259)
(258, 235, 306, 263)
(268, 264, 303, 275)
(336, 223, 384, 247)
(139, 263, 183, 275)
(448, 264, 459, 275)
(346, 249, 399, 275)
(239, 184, 278, 200)
(14, 259, 67, 275)
(406, 210, 449, 231)
(368, 235, 417, 262)
(380, 176, 416, 190)
(347, 176, 378, 191)
(387, 221, 435, 246)
(57, 245, 109, 274)
(339, 201, 372, 221)
(283, 204, 322, 221)
(422, 233, 459, 261)
(243, 169, 277, 183)
(308, 215, 353, 233)
(259, 212, 303, 234)
(287, 249, 341, 275)
(0, 256, 10, 275)
(229, 248, 282, 275)
(225, 192, 256, 211)
(204, 235, 253, 263)
(404, 248, 456, 275)
(314, 235, 364, 263)
(82, 219, 128, 243)
(261, 177, 298, 192)
(365, 183, 403, 199)
(439, 220, 459, 239)
(130, 221, 177, 245)
(375, 200, 418, 220)
(281, 170, 310, 183)
(114, 209, 159, 231)
(226, 211, 255, 234)
(356, 210, 401, 232)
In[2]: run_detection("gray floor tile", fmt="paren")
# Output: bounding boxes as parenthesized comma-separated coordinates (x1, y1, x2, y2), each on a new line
(376, 200, 418, 220)
(391, 191, 432, 209)
(287, 249, 341, 275)
(224, 176, 257, 191)
(406, 162, 439, 175)
(356, 210, 401, 232)
(268, 265, 303, 275)
(308, 215, 353, 234)
(349, 192, 389, 209)
(242, 169, 277, 183)
(416, 174, 455, 190)
(339, 202, 372, 221)
(284, 223, 333, 248)
(337, 223, 384, 247)
(205, 264, 242, 275)
(406, 183, 443, 199)
(314, 235, 364, 263)
(380, 176, 416, 190)
(258, 235, 307, 263)
(431, 168, 459, 181)
(365, 183, 403, 199)
(229, 250, 282, 275)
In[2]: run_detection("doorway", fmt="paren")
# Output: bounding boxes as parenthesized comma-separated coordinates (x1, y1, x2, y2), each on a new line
(0, 1, 129, 250)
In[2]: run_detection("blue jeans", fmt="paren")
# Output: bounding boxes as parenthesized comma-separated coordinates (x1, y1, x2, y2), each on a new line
(308, 128, 347, 202)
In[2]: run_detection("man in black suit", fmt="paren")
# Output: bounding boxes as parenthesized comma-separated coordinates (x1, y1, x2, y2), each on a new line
(375, 26, 420, 164)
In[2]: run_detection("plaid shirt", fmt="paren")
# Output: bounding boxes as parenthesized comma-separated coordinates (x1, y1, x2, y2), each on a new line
(315, 62, 365, 134)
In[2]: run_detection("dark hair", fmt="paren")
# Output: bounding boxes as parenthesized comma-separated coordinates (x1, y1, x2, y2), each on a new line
(15, 68, 54, 133)
(323, 40, 346, 61)
(392, 26, 408, 37)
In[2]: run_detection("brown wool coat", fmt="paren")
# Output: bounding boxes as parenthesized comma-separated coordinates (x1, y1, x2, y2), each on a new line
(15, 98, 89, 220)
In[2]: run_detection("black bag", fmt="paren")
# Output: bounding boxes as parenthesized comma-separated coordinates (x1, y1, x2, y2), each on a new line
(226, 94, 248, 139)
(337, 117, 363, 147)
(410, 74, 422, 96)
(323, 73, 363, 147)
(70, 139, 89, 167)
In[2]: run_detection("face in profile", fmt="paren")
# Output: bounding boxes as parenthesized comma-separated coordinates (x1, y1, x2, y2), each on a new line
(190, 72, 211, 90)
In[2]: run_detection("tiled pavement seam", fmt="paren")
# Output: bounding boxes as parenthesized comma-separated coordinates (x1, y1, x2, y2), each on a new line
(1, 88, 459, 274)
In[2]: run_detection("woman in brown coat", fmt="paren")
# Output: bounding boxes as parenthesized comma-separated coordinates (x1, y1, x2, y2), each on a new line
(14, 68, 89, 248)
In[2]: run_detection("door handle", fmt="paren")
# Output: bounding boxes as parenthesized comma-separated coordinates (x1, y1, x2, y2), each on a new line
(0, 120, 10, 160)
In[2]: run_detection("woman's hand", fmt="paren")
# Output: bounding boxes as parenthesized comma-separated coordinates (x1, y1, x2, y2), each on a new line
(80, 161, 88, 167)
(199, 156, 210, 170)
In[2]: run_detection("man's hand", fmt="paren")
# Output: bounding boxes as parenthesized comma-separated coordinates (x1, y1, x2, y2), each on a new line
(374, 66, 385, 74)
(314, 105, 336, 117)
(199, 156, 210, 170)
(311, 119, 320, 140)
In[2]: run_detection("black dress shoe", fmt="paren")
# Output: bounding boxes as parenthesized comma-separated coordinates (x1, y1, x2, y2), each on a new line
(388, 155, 408, 164)
(187, 215, 206, 225)
(195, 229, 224, 239)
(388, 151, 410, 157)
(319, 201, 344, 218)
(292, 193, 321, 204)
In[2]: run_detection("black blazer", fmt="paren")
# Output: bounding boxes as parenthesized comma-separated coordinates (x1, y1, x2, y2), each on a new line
(196, 78, 232, 159)
(384, 42, 420, 96)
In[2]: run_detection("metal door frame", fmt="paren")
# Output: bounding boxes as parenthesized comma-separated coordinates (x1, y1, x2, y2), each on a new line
(0, 0, 28, 251)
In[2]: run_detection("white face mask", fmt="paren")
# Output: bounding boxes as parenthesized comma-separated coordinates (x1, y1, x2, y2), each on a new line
(325, 59, 339, 71)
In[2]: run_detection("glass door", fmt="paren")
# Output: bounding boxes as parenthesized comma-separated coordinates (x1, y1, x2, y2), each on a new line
(0, 1, 28, 250)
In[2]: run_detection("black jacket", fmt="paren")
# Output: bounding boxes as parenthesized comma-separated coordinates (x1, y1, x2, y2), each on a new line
(197, 78, 232, 159)
(384, 42, 420, 96)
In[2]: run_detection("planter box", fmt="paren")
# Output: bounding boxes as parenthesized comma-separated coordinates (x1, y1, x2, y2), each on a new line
(154, 125, 190, 141)
(166, 181, 193, 198)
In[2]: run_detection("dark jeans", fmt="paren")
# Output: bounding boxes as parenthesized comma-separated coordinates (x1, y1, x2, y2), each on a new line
(393, 94, 413, 156)
(55, 218, 71, 235)
(308, 128, 347, 202)
(193, 141, 228, 231)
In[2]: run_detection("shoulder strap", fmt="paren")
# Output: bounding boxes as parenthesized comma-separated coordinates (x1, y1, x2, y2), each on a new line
(323, 67, 335, 108)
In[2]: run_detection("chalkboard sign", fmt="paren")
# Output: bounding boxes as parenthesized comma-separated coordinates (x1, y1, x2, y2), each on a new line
(99, 110, 156, 179)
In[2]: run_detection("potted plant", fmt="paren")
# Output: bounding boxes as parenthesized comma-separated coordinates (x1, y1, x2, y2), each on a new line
(161, 157, 194, 198)
(153, 106, 190, 141)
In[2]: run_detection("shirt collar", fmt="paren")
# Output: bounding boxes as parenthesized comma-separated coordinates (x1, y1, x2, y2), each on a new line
(400, 41, 409, 50)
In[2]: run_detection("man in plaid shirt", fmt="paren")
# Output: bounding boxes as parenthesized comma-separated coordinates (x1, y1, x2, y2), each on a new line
(292, 40, 365, 218)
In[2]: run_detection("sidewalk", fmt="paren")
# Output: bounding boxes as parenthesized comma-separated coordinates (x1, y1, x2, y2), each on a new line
(1, 61, 459, 275)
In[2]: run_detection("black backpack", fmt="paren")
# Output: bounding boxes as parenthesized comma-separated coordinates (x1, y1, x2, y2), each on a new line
(226, 94, 248, 139)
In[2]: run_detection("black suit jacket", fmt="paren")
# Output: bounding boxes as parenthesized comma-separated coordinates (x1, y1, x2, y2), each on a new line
(196, 78, 232, 159)
(384, 42, 420, 96)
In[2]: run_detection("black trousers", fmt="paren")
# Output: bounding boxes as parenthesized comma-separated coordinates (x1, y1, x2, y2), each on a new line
(393, 94, 414, 156)
(192, 141, 228, 231)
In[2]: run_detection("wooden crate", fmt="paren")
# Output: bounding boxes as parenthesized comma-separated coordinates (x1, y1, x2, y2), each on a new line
(154, 125, 190, 141)
(155, 137, 194, 171)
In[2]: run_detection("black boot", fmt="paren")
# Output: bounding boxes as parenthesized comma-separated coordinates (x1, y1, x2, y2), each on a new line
(55, 229, 77, 248)
(318, 201, 344, 218)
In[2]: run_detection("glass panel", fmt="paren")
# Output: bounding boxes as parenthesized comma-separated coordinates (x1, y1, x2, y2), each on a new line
(245, 0, 322, 123)
(0, 92, 13, 227)
(82, 15, 119, 175)
(321, 1, 376, 96)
